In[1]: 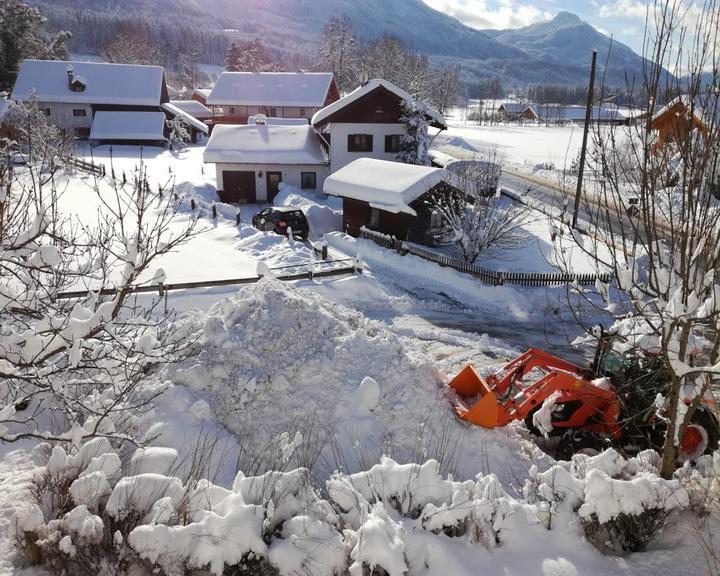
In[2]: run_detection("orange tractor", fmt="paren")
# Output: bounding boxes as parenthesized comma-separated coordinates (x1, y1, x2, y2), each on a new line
(447, 339, 719, 461)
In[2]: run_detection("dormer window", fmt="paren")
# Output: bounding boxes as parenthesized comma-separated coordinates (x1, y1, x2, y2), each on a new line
(69, 78, 86, 92)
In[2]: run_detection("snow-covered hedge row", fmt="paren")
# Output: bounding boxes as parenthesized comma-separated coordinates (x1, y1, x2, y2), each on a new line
(17, 438, 718, 575)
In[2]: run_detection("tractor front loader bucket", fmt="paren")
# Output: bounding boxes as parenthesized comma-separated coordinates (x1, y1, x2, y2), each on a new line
(447, 364, 500, 428)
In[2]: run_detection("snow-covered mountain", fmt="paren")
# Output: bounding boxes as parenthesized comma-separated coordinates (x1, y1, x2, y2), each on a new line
(31, 0, 655, 86)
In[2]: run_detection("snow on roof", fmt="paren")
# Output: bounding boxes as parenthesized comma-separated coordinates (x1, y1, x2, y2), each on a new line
(652, 93, 720, 127)
(323, 158, 448, 216)
(498, 102, 530, 113)
(206, 72, 334, 107)
(11, 60, 165, 106)
(162, 102, 209, 135)
(203, 123, 327, 165)
(168, 99, 212, 119)
(247, 115, 308, 126)
(311, 78, 446, 129)
(532, 104, 625, 122)
(90, 111, 166, 141)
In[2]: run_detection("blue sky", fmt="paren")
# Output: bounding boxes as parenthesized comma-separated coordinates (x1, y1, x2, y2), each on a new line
(421, 0, 653, 54)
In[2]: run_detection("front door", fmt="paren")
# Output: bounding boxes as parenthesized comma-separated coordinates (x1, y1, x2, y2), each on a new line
(266, 171, 282, 203)
(222, 171, 256, 203)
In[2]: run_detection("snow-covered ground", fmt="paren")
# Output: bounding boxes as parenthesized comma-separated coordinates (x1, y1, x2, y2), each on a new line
(2, 140, 717, 576)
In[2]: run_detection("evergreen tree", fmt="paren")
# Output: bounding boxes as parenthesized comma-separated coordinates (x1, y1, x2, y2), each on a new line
(0, 0, 70, 91)
(397, 99, 432, 166)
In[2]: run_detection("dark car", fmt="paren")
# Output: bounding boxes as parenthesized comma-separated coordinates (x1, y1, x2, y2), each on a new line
(252, 206, 309, 240)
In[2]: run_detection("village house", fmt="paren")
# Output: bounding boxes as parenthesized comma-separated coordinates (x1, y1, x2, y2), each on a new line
(10, 59, 206, 145)
(206, 71, 339, 125)
(324, 157, 458, 244)
(311, 78, 447, 173)
(203, 116, 329, 204)
(497, 102, 537, 121)
(531, 103, 627, 125)
(650, 93, 720, 148)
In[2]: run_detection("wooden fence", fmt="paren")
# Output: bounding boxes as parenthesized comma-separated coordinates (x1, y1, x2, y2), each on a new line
(359, 227, 610, 287)
(55, 258, 358, 300)
(67, 157, 106, 177)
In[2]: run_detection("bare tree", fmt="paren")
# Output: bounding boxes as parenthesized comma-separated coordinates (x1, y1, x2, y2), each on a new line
(559, 0, 720, 477)
(429, 158, 530, 264)
(0, 99, 197, 445)
(101, 22, 163, 66)
(318, 16, 359, 93)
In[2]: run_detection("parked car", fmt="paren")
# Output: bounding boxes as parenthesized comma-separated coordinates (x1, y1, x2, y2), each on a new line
(252, 206, 309, 240)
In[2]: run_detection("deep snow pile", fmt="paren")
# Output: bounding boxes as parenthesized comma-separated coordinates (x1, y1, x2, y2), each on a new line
(164, 278, 444, 470)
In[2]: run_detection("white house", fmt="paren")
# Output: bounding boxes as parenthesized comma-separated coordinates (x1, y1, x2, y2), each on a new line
(203, 119, 329, 204)
(206, 71, 339, 125)
(311, 78, 446, 173)
(11, 59, 169, 140)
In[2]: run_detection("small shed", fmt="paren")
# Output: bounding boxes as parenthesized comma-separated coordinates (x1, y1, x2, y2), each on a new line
(89, 111, 167, 145)
(203, 121, 329, 204)
(324, 158, 457, 244)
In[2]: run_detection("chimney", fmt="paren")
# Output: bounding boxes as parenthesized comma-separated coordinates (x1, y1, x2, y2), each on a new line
(66, 64, 74, 88)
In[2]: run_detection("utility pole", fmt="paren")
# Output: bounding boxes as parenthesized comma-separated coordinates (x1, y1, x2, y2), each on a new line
(572, 49, 597, 229)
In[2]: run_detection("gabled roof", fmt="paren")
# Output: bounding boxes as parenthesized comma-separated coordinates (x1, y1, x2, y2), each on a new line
(168, 99, 212, 119)
(311, 78, 447, 129)
(203, 123, 327, 165)
(651, 93, 720, 128)
(323, 158, 448, 216)
(206, 72, 335, 107)
(11, 60, 165, 106)
(90, 111, 166, 141)
(498, 102, 530, 113)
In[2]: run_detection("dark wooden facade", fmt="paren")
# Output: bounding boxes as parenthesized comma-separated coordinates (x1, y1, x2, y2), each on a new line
(342, 182, 457, 245)
(314, 84, 445, 129)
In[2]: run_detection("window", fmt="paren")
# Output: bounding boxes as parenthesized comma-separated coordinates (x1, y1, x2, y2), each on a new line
(384, 134, 401, 153)
(42, 108, 51, 117)
(269, 108, 277, 117)
(73, 109, 86, 117)
(369, 208, 380, 229)
(301, 172, 317, 190)
(300, 108, 306, 117)
(230, 106, 236, 115)
(348, 134, 373, 152)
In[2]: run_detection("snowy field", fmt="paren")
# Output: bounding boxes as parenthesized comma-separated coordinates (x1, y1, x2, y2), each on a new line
(1, 140, 718, 576)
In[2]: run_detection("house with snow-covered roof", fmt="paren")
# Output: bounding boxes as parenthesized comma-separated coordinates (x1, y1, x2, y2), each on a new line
(206, 71, 339, 125)
(650, 93, 720, 148)
(11, 59, 170, 142)
(497, 102, 537, 121)
(311, 78, 447, 173)
(324, 157, 458, 243)
(203, 117, 329, 204)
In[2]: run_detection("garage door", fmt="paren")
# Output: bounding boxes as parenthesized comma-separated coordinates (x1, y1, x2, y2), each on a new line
(222, 171, 256, 203)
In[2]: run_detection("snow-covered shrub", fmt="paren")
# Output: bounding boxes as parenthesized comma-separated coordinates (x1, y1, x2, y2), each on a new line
(525, 448, 690, 553)
(21, 438, 348, 576)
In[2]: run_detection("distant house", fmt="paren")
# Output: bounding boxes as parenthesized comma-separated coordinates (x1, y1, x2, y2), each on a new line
(532, 104, 626, 125)
(650, 94, 719, 148)
(324, 157, 457, 244)
(192, 88, 211, 106)
(203, 118, 329, 204)
(11, 59, 169, 142)
(498, 102, 537, 121)
(311, 78, 447, 173)
(206, 72, 339, 125)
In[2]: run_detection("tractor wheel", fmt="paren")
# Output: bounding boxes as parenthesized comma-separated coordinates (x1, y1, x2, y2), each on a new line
(555, 429, 610, 461)
(677, 408, 720, 463)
